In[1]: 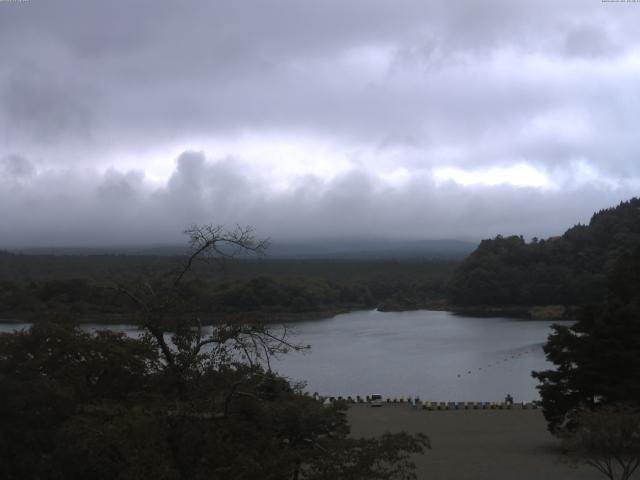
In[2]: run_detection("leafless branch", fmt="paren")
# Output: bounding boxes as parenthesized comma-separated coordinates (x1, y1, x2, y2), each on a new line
(105, 224, 306, 375)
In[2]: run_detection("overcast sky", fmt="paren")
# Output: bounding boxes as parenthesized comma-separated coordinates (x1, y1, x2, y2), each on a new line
(1, 0, 639, 247)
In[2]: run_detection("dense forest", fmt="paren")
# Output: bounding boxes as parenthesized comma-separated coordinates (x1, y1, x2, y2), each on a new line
(449, 197, 640, 312)
(533, 242, 640, 433)
(0, 227, 429, 479)
(2, 198, 640, 323)
(0, 252, 456, 323)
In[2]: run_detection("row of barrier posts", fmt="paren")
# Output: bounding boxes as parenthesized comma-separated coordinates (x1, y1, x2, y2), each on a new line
(419, 400, 538, 410)
(309, 393, 539, 410)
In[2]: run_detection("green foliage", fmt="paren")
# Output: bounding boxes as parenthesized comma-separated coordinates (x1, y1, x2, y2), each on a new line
(450, 198, 640, 308)
(532, 245, 640, 434)
(205, 275, 374, 312)
(0, 226, 429, 479)
(0, 259, 456, 321)
(0, 321, 428, 480)
(0, 322, 158, 478)
(302, 432, 429, 480)
(562, 406, 640, 480)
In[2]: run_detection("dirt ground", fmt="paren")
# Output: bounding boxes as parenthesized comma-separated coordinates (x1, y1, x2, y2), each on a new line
(348, 405, 604, 480)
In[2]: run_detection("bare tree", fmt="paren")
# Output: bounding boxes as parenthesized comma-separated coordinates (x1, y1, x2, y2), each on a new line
(1, 224, 430, 479)
(563, 406, 640, 480)
(114, 224, 303, 374)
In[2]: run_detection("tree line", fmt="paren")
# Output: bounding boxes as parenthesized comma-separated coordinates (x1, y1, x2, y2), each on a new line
(0, 226, 429, 479)
(0, 255, 455, 322)
(449, 198, 640, 308)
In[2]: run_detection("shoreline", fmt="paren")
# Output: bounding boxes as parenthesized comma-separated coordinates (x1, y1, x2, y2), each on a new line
(449, 304, 579, 321)
(0, 303, 578, 325)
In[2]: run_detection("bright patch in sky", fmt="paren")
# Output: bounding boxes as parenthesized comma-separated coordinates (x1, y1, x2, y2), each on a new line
(126, 137, 557, 193)
(141, 135, 357, 187)
(433, 163, 552, 188)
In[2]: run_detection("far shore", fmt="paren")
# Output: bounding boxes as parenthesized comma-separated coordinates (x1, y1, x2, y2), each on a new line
(348, 405, 600, 480)
(449, 304, 579, 321)
(0, 308, 355, 326)
(0, 303, 579, 326)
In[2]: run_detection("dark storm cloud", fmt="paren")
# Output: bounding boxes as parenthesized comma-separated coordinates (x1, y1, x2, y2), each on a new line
(0, 1, 639, 245)
(1, 0, 636, 147)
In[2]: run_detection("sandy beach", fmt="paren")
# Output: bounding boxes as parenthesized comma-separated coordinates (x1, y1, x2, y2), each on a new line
(348, 405, 603, 480)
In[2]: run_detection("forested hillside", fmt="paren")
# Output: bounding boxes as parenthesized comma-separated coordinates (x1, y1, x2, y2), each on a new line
(0, 253, 455, 322)
(449, 197, 640, 308)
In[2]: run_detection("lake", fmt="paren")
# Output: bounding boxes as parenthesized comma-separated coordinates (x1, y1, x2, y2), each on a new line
(0, 310, 567, 402)
(272, 310, 566, 402)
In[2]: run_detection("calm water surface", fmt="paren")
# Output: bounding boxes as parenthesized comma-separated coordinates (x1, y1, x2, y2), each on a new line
(0, 310, 568, 402)
(271, 310, 567, 402)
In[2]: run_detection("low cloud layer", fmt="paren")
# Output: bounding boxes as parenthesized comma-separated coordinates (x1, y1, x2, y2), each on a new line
(1, 151, 635, 247)
(0, 1, 639, 246)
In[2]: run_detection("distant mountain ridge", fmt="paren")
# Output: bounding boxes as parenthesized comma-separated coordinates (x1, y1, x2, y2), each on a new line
(266, 239, 476, 259)
(449, 197, 640, 309)
(11, 238, 477, 260)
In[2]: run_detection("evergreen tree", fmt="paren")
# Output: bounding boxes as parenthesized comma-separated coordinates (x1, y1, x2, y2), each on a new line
(532, 245, 640, 433)
(450, 197, 640, 309)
